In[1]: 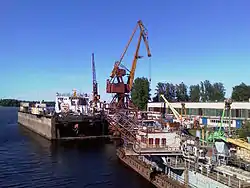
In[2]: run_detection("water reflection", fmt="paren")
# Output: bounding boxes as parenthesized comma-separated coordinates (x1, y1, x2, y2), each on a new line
(0, 108, 154, 188)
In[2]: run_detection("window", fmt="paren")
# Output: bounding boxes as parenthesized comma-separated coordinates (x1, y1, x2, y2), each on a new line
(79, 98, 87, 105)
(148, 107, 154, 111)
(198, 108, 203, 116)
(149, 138, 153, 145)
(216, 109, 223, 116)
(155, 138, 160, 146)
(154, 107, 161, 112)
(162, 138, 166, 146)
(241, 109, 247, 118)
(236, 109, 240, 118)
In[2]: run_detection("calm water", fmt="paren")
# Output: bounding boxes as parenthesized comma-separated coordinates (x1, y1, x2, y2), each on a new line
(0, 107, 154, 188)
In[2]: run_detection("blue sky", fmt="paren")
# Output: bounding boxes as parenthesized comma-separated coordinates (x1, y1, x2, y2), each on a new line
(1, 0, 250, 101)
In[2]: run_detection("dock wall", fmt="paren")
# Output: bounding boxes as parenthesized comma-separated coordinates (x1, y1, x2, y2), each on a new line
(18, 111, 56, 140)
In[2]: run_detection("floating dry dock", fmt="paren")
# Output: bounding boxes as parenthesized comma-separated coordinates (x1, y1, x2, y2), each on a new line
(18, 111, 109, 140)
(18, 111, 57, 140)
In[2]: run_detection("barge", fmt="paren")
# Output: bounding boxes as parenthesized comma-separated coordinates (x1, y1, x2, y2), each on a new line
(18, 90, 109, 140)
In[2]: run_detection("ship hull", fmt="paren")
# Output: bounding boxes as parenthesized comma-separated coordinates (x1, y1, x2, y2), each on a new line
(116, 148, 185, 188)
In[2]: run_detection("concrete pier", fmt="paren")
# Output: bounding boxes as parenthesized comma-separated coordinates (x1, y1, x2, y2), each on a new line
(18, 111, 56, 140)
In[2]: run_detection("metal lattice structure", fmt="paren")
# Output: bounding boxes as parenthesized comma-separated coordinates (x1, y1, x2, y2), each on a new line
(105, 109, 139, 144)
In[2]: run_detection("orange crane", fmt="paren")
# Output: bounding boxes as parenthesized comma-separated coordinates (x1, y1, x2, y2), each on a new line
(106, 20, 151, 109)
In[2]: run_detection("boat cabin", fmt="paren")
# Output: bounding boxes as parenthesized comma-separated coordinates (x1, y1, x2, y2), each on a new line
(136, 124, 181, 150)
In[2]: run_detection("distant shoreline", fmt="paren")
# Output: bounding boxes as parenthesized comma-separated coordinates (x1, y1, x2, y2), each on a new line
(0, 99, 55, 107)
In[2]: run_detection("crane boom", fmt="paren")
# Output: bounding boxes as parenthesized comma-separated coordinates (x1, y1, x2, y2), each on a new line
(128, 20, 151, 90)
(160, 95, 182, 121)
(138, 20, 151, 57)
(91, 53, 100, 113)
(92, 53, 97, 96)
(110, 24, 139, 78)
(110, 20, 151, 83)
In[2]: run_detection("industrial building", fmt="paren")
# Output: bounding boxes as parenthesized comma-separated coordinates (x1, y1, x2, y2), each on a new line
(147, 101, 250, 128)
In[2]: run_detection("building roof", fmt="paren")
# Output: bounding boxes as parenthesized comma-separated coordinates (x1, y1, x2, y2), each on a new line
(147, 102, 250, 109)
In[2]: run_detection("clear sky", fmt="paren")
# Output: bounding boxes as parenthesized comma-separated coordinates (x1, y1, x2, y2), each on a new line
(1, 0, 250, 101)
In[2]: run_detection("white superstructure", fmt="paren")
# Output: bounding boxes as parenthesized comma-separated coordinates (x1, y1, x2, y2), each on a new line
(55, 90, 90, 115)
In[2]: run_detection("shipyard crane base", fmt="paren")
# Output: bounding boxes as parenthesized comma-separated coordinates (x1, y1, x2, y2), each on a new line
(109, 94, 130, 109)
(105, 110, 139, 144)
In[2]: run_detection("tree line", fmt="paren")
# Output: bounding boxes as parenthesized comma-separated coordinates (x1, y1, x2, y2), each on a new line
(0, 99, 55, 107)
(131, 78, 250, 110)
(153, 80, 226, 102)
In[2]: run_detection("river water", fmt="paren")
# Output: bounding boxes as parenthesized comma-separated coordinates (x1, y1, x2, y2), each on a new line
(0, 107, 154, 188)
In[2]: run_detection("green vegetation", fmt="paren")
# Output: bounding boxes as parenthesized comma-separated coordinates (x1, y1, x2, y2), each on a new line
(153, 80, 226, 102)
(153, 81, 250, 103)
(131, 78, 250, 112)
(232, 83, 250, 102)
(0, 99, 20, 107)
(0, 99, 55, 107)
(131, 77, 151, 110)
(236, 121, 250, 139)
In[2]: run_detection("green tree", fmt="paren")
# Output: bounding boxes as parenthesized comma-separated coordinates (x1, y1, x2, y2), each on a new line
(203, 80, 214, 101)
(199, 80, 221, 102)
(131, 77, 151, 110)
(176, 82, 189, 102)
(0, 99, 20, 107)
(154, 82, 167, 102)
(167, 83, 176, 102)
(152, 96, 158, 102)
(232, 83, 250, 102)
(189, 84, 200, 102)
(211, 82, 225, 102)
(154, 82, 176, 102)
(237, 121, 250, 139)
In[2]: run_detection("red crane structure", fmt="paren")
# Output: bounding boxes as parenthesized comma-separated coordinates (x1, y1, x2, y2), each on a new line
(106, 20, 151, 109)
(91, 53, 100, 113)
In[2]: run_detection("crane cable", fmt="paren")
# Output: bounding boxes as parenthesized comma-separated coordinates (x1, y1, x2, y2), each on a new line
(148, 57, 151, 84)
